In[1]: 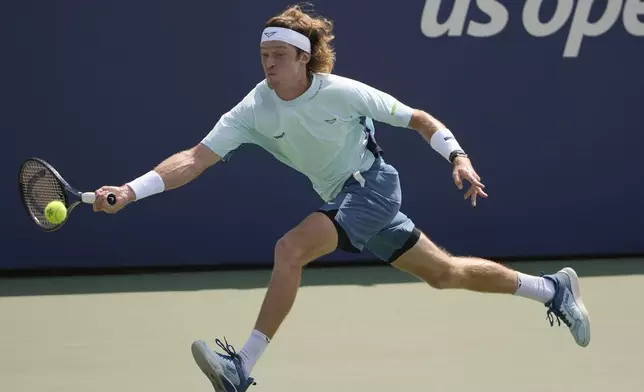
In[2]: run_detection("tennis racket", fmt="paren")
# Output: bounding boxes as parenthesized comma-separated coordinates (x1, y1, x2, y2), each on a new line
(18, 157, 116, 232)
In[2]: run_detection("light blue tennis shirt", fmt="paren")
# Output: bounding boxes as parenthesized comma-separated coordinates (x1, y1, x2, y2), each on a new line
(201, 73, 415, 201)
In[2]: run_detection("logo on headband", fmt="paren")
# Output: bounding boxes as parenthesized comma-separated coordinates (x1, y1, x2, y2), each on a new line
(264, 32, 277, 37)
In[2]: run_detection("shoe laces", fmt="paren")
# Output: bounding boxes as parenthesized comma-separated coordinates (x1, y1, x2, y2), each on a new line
(546, 308, 571, 328)
(215, 337, 238, 357)
(214, 337, 257, 387)
(540, 271, 572, 328)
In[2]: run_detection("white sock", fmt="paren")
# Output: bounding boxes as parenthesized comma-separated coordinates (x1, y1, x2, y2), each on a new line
(238, 329, 270, 376)
(514, 272, 556, 304)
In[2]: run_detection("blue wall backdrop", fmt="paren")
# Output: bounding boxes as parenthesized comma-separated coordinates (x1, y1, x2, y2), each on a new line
(3, 1, 643, 270)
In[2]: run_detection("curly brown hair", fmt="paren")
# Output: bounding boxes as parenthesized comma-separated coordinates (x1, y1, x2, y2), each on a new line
(264, 3, 336, 74)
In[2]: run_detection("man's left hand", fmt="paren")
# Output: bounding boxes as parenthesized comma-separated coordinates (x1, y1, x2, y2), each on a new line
(452, 156, 488, 207)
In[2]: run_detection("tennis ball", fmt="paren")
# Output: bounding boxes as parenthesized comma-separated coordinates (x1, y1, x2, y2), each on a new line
(45, 200, 67, 224)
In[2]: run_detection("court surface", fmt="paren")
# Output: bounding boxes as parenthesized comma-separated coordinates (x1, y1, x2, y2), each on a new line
(1, 258, 643, 392)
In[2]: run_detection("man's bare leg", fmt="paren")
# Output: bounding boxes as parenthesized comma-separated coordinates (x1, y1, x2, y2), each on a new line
(191, 212, 339, 390)
(391, 230, 553, 299)
(391, 229, 590, 347)
(238, 212, 338, 374)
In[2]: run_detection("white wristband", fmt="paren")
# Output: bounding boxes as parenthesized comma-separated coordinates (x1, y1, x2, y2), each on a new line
(126, 170, 165, 201)
(430, 128, 464, 162)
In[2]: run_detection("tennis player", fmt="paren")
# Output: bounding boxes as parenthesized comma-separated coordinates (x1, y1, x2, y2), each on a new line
(93, 5, 591, 392)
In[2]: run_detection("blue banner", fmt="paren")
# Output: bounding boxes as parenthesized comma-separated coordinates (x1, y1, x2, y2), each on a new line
(3, 1, 643, 270)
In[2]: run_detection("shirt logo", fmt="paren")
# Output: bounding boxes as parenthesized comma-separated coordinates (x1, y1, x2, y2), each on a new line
(273, 132, 286, 139)
(325, 114, 353, 123)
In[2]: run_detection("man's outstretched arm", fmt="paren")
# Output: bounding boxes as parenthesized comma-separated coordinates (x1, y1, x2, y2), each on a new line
(93, 143, 221, 213)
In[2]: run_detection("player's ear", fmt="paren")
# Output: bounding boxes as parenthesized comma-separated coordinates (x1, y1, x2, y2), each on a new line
(298, 49, 311, 64)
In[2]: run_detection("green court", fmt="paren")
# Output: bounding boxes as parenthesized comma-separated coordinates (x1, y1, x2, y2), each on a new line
(1, 258, 643, 391)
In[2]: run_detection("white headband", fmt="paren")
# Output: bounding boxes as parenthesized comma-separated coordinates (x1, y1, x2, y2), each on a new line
(261, 27, 311, 53)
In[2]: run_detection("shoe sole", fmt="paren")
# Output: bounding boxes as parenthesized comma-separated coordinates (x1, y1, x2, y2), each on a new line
(191, 340, 228, 392)
(561, 267, 591, 347)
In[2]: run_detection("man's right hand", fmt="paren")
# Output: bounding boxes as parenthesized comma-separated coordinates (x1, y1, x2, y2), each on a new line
(93, 185, 135, 213)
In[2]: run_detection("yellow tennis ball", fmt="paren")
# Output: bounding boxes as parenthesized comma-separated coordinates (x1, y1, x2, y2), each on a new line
(45, 200, 67, 224)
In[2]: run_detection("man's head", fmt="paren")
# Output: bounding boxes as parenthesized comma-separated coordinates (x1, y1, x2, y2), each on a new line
(260, 4, 336, 88)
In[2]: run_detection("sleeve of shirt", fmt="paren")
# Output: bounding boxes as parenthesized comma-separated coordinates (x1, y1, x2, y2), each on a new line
(200, 92, 256, 162)
(346, 79, 415, 128)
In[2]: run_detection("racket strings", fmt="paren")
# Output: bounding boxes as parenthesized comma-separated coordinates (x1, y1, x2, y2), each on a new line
(19, 160, 66, 229)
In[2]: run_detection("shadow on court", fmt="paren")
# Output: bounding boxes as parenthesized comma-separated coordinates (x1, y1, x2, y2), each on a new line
(0, 257, 642, 298)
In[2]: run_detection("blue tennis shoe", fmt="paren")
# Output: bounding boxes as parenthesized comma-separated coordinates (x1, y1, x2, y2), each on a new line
(542, 267, 591, 347)
(191, 338, 257, 392)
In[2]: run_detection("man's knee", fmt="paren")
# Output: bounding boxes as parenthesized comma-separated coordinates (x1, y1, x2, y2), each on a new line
(273, 211, 338, 270)
(424, 261, 461, 290)
(274, 235, 305, 269)
(425, 246, 461, 289)
(391, 231, 461, 289)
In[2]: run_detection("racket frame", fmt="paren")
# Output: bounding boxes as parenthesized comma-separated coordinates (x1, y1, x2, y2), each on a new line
(19, 157, 103, 232)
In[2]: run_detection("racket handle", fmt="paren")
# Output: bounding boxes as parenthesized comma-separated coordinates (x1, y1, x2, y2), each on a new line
(80, 192, 118, 205)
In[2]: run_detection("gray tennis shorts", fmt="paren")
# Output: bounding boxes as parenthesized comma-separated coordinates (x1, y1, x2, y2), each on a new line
(318, 157, 420, 263)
